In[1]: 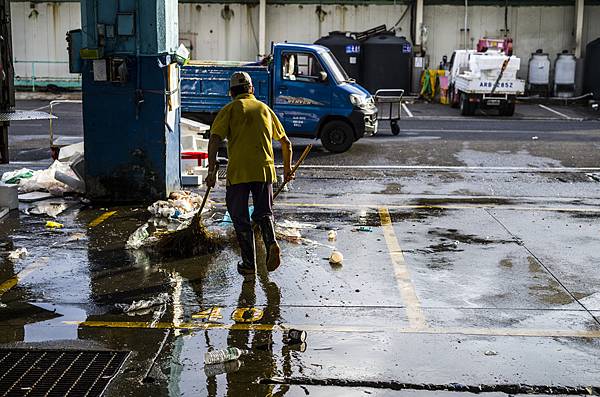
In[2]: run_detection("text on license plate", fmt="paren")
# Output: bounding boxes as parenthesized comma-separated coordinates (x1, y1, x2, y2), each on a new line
(486, 99, 501, 106)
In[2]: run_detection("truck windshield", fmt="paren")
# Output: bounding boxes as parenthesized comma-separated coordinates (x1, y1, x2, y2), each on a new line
(320, 51, 351, 83)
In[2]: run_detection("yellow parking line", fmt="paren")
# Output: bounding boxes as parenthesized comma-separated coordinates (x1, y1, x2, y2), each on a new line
(65, 320, 600, 339)
(0, 258, 49, 297)
(89, 211, 117, 227)
(216, 201, 600, 214)
(378, 207, 427, 329)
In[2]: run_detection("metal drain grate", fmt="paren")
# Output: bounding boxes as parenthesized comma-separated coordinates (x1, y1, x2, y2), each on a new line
(0, 349, 129, 397)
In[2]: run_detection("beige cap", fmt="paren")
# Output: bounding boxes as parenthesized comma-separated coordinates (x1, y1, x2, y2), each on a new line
(230, 71, 253, 88)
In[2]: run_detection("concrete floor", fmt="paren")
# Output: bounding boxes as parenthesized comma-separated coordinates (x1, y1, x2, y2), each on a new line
(1, 99, 600, 396)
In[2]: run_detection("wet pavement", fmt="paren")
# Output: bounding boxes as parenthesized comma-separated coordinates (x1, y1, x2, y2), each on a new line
(1, 99, 600, 396)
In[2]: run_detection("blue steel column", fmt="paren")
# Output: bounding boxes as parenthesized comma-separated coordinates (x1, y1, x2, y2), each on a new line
(80, 0, 180, 202)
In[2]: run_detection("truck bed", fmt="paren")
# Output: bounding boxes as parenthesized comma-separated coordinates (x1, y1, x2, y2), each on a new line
(455, 75, 525, 95)
(181, 64, 271, 114)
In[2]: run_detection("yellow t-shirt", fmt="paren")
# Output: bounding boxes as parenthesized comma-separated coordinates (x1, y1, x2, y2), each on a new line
(210, 93, 286, 185)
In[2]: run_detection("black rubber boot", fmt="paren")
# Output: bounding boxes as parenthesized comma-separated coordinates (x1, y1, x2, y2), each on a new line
(235, 230, 256, 275)
(258, 216, 281, 272)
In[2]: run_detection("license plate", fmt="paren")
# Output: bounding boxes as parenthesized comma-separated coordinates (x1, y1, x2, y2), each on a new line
(486, 99, 501, 106)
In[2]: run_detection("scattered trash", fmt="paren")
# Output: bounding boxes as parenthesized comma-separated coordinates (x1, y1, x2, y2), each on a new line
(275, 226, 302, 243)
(26, 201, 69, 218)
(327, 230, 337, 241)
(354, 226, 373, 232)
(66, 232, 86, 242)
(147, 191, 207, 220)
(277, 220, 317, 230)
(8, 247, 28, 261)
(484, 350, 498, 356)
(531, 136, 539, 140)
(115, 293, 170, 314)
(19, 160, 79, 196)
(1, 168, 33, 184)
(45, 221, 64, 229)
(329, 250, 344, 265)
(204, 347, 248, 365)
(284, 329, 307, 344)
(57, 142, 84, 162)
(54, 171, 85, 194)
(18, 191, 54, 203)
(231, 307, 264, 323)
(204, 359, 241, 377)
(126, 224, 150, 249)
(222, 206, 254, 224)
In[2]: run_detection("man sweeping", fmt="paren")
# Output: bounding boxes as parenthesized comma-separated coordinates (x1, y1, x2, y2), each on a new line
(205, 71, 294, 275)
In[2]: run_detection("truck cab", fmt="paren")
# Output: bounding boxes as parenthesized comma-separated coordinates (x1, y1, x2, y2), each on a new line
(180, 43, 377, 153)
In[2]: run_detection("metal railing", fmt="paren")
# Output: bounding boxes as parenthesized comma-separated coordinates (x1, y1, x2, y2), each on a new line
(14, 60, 81, 91)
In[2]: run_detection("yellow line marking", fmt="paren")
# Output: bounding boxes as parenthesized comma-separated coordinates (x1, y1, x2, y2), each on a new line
(89, 211, 117, 227)
(63, 320, 600, 338)
(215, 201, 600, 213)
(0, 258, 50, 297)
(378, 207, 426, 329)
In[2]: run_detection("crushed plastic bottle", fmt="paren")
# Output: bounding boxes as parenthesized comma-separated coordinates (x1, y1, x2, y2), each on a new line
(126, 223, 150, 249)
(204, 359, 241, 377)
(204, 347, 248, 365)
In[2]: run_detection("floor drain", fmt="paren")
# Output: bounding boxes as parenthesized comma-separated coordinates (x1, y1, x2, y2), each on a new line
(0, 349, 129, 397)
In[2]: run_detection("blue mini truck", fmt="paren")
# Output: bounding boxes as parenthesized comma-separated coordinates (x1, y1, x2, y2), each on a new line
(180, 43, 378, 153)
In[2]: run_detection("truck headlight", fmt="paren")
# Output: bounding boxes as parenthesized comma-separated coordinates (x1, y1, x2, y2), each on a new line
(349, 94, 367, 108)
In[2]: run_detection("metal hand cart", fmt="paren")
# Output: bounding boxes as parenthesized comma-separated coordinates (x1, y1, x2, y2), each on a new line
(374, 89, 404, 135)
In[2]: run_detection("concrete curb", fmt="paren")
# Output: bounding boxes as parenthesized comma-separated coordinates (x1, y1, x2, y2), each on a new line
(15, 91, 82, 101)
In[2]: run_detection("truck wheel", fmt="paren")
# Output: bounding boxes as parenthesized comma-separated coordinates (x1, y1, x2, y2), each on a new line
(391, 120, 400, 136)
(321, 120, 354, 153)
(450, 86, 459, 108)
(499, 102, 515, 116)
(460, 93, 474, 116)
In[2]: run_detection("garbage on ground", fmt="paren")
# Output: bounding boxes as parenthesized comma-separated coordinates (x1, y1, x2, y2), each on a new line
(115, 293, 170, 314)
(327, 230, 337, 241)
(221, 206, 254, 224)
(204, 360, 241, 377)
(274, 219, 317, 243)
(531, 136, 539, 140)
(0, 183, 18, 210)
(0, 168, 33, 185)
(45, 221, 64, 229)
(284, 329, 307, 344)
(329, 250, 344, 265)
(18, 191, 53, 203)
(354, 226, 373, 232)
(147, 191, 208, 220)
(484, 350, 498, 356)
(204, 347, 248, 365)
(0, 142, 86, 197)
(24, 201, 69, 218)
(8, 247, 28, 261)
(127, 224, 150, 249)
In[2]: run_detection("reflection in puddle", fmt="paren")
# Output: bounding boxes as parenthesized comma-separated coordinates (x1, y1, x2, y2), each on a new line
(24, 303, 86, 342)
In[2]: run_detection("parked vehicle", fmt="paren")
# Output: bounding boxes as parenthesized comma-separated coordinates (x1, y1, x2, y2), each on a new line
(180, 43, 378, 153)
(448, 49, 525, 116)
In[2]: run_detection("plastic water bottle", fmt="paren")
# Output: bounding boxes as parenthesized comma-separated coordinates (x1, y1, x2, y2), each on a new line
(204, 347, 247, 365)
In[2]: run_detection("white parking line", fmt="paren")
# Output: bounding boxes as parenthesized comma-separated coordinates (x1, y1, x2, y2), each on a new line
(287, 164, 600, 173)
(401, 103, 414, 118)
(538, 104, 580, 121)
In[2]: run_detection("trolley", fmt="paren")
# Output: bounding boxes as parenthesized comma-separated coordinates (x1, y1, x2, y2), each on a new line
(374, 89, 404, 135)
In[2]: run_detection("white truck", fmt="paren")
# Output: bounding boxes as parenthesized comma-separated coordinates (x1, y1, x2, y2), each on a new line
(448, 49, 525, 116)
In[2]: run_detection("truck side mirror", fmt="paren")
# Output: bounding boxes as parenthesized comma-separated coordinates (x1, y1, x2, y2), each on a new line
(319, 71, 328, 82)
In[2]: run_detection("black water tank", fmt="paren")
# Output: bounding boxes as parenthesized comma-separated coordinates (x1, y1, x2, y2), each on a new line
(584, 38, 600, 100)
(315, 32, 361, 82)
(361, 32, 412, 94)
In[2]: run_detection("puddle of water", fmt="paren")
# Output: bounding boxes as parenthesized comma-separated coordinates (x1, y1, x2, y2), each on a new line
(24, 303, 86, 342)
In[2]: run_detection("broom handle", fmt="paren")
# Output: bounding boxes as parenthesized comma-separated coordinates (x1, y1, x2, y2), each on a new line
(273, 144, 312, 200)
(190, 164, 218, 225)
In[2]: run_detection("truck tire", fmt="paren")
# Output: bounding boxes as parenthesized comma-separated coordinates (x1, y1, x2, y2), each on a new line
(499, 102, 515, 116)
(321, 120, 354, 153)
(450, 86, 459, 108)
(460, 93, 475, 116)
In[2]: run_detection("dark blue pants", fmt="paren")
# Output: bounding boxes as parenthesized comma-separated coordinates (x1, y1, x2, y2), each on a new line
(226, 182, 273, 234)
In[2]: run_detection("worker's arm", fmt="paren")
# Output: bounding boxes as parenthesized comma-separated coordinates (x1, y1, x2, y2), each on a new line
(205, 134, 222, 188)
(280, 135, 294, 182)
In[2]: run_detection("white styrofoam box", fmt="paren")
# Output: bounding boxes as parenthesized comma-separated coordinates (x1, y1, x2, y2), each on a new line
(182, 158, 208, 174)
(181, 135, 198, 151)
(193, 167, 209, 178)
(0, 183, 19, 210)
(181, 117, 210, 136)
(181, 174, 203, 186)
(196, 138, 209, 152)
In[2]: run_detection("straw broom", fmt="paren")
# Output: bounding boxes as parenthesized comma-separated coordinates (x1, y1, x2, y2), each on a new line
(149, 144, 312, 259)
